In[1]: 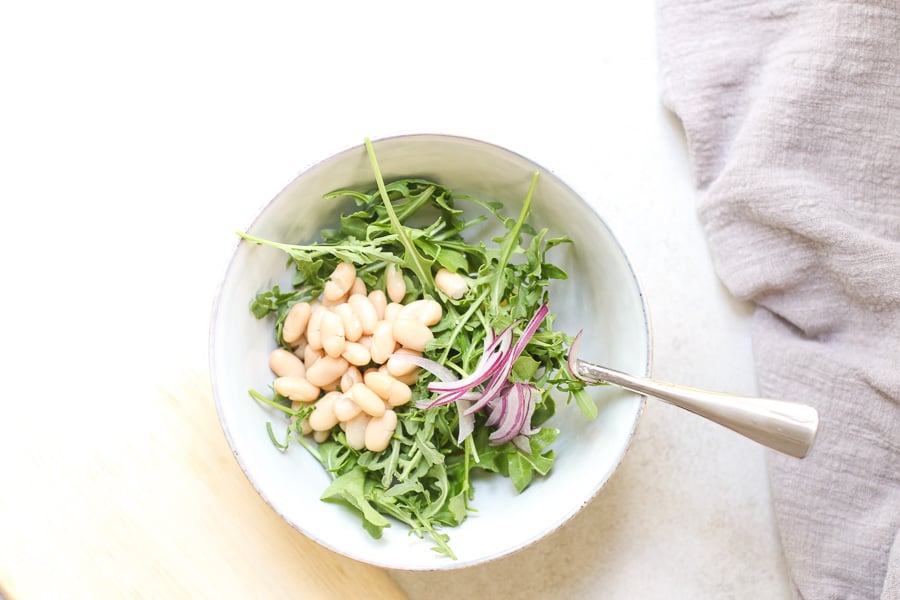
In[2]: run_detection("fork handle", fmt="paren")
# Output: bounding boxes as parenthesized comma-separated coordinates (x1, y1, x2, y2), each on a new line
(574, 360, 819, 458)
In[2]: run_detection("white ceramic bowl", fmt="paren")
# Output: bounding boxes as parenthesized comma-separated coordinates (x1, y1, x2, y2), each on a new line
(209, 134, 650, 571)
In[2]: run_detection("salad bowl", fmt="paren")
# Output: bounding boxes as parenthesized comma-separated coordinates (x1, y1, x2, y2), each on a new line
(209, 134, 651, 570)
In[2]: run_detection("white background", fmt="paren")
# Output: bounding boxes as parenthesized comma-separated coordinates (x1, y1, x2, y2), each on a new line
(0, 1, 793, 598)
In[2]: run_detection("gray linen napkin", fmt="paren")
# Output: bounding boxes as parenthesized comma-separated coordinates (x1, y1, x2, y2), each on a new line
(656, 2, 900, 598)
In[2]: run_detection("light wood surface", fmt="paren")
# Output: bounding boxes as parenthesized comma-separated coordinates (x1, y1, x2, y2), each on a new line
(0, 370, 405, 599)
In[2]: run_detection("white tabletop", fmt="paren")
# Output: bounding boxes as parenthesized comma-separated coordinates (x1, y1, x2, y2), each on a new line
(1, 2, 792, 598)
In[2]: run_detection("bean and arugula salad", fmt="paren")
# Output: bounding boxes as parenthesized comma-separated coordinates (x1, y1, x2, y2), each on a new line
(240, 139, 597, 558)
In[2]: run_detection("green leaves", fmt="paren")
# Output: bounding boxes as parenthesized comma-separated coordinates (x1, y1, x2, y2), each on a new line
(321, 467, 392, 538)
(243, 141, 596, 559)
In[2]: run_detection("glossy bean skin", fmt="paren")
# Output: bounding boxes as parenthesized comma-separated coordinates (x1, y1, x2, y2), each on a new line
(334, 303, 363, 342)
(334, 392, 363, 422)
(309, 391, 341, 431)
(348, 294, 378, 335)
(282, 302, 311, 345)
(306, 305, 327, 350)
(324, 263, 355, 302)
(367, 290, 387, 320)
(397, 299, 442, 327)
(365, 409, 398, 452)
(303, 345, 324, 370)
(435, 268, 468, 299)
(386, 264, 406, 303)
(387, 380, 412, 407)
(379, 364, 418, 386)
(391, 319, 434, 352)
(269, 348, 306, 378)
(305, 355, 349, 387)
(344, 413, 370, 450)
(341, 341, 371, 367)
(384, 302, 403, 322)
(386, 349, 421, 377)
(274, 376, 320, 402)
(320, 311, 346, 358)
(349, 382, 386, 417)
(340, 365, 363, 392)
(370, 320, 397, 364)
(350, 277, 367, 297)
(363, 371, 394, 401)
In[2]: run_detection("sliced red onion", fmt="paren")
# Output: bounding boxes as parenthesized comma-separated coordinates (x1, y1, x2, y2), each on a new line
(567, 329, 584, 381)
(428, 326, 513, 393)
(456, 398, 475, 444)
(390, 353, 458, 383)
(489, 383, 539, 445)
(511, 435, 531, 454)
(395, 351, 478, 438)
(463, 304, 549, 416)
(416, 302, 552, 449)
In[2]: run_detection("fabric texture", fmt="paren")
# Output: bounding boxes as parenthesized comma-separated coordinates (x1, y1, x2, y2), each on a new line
(656, 2, 900, 598)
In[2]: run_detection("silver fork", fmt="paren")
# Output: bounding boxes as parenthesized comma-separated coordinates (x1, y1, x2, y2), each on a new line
(572, 359, 819, 458)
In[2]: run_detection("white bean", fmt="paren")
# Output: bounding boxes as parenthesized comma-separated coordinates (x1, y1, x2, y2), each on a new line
(435, 268, 468, 299)
(309, 391, 341, 431)
(313, 429, 330, 443)
(370, 320, 397, 364)
(344, 413, 370, 450)
(348, 294, 378, 335)
(385, 264, 406, 303)
(333, 303, 363, 342)
(330, 262, 357, 296)
(304, 345, 324, 370)
(367, 290, 387, 320)
(367, 370, 412, 406)
(397, 299, 442, 327)
(384, 302, 404, 322)
(350, 277, 367, 297)
(306, 305, 327, 350)
(387, 380, 411, 407)
(305, 355, 349, 387)
(282, 302, 312, 345)
(380, 364, 418, 385)
(386, 349, 421, 378)
(363, 370, 394, 401)
(365, 409, 398, 452)
(274, 376, 320, 402)
(322, 281, 348, 306)
(340, 365, 362, 392)
(392, 319, 434, 352)
(269, 348, 306, 378)
(321, 377, 341, 392)
(334, 392, 363, 422)
(320, 311, 346, 358)
(299, 417, 313, 435)
(291, 338, 307, 360)
(349, 382, 386, 417)
(341, 341, 371, 367)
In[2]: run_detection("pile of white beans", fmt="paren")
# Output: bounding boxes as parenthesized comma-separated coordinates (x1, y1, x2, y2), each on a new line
(268, 261, 468, 453)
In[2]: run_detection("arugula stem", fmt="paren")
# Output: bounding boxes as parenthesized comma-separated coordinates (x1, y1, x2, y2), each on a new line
(438, 289, 489, 364)
(249, 389, 298, 415)
(396, 185, 435, 221)
(490, 172, 539, 311)
(238, 231, 400, 264)
(365, 138, 435, 293)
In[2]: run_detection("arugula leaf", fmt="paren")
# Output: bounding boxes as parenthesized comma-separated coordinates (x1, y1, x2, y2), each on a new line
(321, 467, 391, 537)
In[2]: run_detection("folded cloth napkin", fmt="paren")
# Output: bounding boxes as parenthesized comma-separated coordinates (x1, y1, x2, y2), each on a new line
(656, 2, 900, 598)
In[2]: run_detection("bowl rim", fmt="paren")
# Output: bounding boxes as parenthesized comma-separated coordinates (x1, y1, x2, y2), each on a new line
(207, 132, 653, 570)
